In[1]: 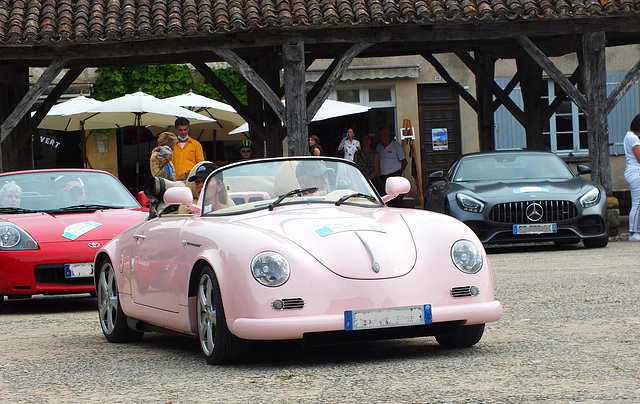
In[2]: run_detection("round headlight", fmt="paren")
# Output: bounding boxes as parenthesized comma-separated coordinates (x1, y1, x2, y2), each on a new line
(251, 252, 290, 287)
(0, 223, 38, 250)
(451, 240, 483, 274)
(0, 225, 20, 248)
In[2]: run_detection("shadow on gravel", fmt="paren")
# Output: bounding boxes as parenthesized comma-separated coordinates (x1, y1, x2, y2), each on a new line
(485, 242, 585, 255)
(89, 330, 497, 367)
(239, 338, 486, 367)
(1, 293, 96, 315)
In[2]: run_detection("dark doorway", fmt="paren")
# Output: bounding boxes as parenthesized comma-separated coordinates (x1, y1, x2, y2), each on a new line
(418, 84, 461, 184)
(33, 130, 83, 169)
(116, 126, 156, 194)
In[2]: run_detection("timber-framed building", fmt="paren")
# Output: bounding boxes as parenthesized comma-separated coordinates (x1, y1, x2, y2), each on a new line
(1, 0, 640, 207)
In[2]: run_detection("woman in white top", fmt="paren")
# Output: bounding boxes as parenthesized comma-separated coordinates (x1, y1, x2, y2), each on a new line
(623, 114, 640, 241)
(338, 128, 360, 161)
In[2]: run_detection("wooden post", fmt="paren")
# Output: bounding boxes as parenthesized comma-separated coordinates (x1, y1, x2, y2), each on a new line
(0, 58, 67, 171)
(516, 55, 546, 150)
(582, 31, 612, 196)
(282, 40, 308, 156)
(474, 51, 497, 151)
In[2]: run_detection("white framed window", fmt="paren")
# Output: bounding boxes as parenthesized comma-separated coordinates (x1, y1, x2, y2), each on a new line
(332, 86, 396, 108)
(494, 74, 638, 156)
(543, 81, 588, 154)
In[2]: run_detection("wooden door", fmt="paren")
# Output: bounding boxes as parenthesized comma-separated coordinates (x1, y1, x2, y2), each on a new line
(418, 84, 461, 185)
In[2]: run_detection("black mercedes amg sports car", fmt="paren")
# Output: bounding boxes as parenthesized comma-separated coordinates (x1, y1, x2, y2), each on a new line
(424, 150, 608, 248)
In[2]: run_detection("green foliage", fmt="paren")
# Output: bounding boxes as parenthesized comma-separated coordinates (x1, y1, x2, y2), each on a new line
(93, 64, 247, 105)
(93, 65, 193, 100)
(197, 68, 247, 105)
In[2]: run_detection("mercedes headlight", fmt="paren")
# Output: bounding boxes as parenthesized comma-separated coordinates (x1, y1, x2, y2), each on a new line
(456, 193, 485, 213)
(251, 252, 290, 287)
(579, 187, 601, 208)
(0, 223, 38, 250)
(451, 240, 483, 274)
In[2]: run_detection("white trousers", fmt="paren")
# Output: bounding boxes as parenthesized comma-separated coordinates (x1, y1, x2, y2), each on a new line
(624, 168, 640, 233)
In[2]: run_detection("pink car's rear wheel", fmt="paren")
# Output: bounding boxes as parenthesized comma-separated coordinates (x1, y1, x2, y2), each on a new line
(435, 324, 485, 348)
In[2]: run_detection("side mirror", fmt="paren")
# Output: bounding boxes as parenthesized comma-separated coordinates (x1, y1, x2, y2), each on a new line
(576, 164, 591, 175)
(428, 171, 445, 181)
(164, 187, 201, 214)
(382, 177, 411, 203)
(136, 191, 149, 211)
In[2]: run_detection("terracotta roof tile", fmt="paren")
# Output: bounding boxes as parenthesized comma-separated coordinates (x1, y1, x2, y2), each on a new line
(0, 0, 638, 45)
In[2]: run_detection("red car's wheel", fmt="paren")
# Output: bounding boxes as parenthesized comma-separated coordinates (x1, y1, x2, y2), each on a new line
(97, 260, 143, 343)
(196, 265, 246, 365)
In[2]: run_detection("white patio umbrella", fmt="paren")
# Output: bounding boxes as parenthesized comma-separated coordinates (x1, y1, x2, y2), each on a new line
(229, 99, 371, 134)
(36, 95, 116, 131)
(163, 91, 246, 140)
(64, 90, 214, 127)
(63, 90, 215, 190)
(34, 94, 120, 168)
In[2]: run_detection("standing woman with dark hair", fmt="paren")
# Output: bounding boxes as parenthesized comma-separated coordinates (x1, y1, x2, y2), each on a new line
(309, 135, 322, 156)
(624, 114, 640, 241)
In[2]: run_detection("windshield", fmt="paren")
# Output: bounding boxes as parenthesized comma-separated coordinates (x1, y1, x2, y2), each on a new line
(452, 153, 574, 182)
(201, 158, 383, 215)
(0, 170, 140, 213)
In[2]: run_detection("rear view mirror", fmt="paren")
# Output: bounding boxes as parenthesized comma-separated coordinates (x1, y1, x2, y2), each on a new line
(382, 177, 411, 203)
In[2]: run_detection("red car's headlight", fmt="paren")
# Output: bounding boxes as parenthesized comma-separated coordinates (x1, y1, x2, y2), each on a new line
(0, 223, 39, 250)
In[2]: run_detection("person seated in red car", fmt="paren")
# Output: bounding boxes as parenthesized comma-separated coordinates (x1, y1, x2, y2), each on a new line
(0, 181, 21, 208)
(63, 180, 85, 205)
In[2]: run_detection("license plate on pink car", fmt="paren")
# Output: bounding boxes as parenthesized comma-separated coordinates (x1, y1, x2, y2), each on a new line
(344, 305, 432, 331)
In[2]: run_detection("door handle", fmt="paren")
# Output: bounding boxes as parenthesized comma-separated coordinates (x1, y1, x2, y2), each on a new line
(133, 234, 146, 241)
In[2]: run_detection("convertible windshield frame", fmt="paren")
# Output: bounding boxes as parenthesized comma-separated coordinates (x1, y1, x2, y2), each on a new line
(0, 169, 140, 213)
(200, 157, 384, 216)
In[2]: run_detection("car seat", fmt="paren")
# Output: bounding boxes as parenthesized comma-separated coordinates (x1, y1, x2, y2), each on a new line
(273, 161, 300, 196)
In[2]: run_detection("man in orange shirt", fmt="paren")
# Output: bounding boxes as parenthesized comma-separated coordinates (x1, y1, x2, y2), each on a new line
(172, 117, 205, 181)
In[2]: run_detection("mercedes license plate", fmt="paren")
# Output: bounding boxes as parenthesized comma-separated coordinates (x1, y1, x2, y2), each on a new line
(344, 305, 432, 331)
(64, 263, 94, 278)
(513, 223, 557, 235)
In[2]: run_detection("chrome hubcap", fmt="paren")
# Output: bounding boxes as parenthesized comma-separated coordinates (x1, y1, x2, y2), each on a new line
(98, 263, 118, 334)
(197, 274, 216, 356)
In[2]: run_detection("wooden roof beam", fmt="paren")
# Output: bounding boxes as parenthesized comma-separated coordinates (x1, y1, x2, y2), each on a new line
(515, 35, 589, 114)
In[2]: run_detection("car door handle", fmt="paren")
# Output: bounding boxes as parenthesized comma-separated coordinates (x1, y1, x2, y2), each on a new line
(133, 234, 146, 241)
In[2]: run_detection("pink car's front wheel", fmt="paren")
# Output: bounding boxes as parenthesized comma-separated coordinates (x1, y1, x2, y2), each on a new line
(196, 266, 247, 365)
(97, 260, 143, 343)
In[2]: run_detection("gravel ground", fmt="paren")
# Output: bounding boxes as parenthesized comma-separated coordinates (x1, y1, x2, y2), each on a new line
(1, 240, 639, 403)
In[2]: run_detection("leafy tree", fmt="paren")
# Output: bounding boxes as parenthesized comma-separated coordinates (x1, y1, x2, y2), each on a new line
(93, 65, 193, 100)
(196, 68, 247, 105)
(93, 64, 247, 105)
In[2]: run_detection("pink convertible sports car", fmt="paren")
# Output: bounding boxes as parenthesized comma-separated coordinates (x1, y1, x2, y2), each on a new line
(0, 169, 147, 313)
(95, 157, 502, 364)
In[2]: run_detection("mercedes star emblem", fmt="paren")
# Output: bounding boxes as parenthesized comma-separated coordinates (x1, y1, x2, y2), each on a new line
(525, 202, 544, 222)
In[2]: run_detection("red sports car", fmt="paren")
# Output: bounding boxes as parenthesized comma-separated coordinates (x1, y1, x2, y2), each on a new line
(0, 169, 147, 312)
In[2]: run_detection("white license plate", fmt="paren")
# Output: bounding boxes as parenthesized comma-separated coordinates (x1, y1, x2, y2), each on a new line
(344, 305, 432, 331)
(64, 263, 94, 278)
(513, 223, 557, 235)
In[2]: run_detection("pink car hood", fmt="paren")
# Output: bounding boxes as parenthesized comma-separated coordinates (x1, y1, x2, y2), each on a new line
(239, 206, 417, 280)
(1, 209, 147, 243)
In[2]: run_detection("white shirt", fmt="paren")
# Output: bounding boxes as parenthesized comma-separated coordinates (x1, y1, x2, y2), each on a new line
(342, 139, 360, 161)
(377, 141, 406, 175)
(624, 131, 640, 171)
